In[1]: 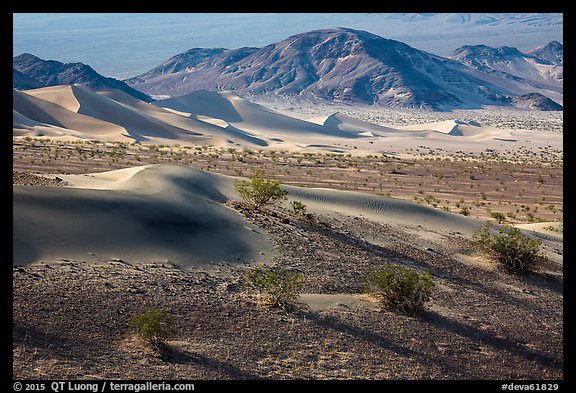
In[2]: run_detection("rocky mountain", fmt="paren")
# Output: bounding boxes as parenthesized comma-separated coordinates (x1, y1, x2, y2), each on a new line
(527, 41, 563, 66)
(511, 92, 563, 111)
(13, 69, 43, 90)
(448, 43, 562, 82)
(446, 43, 563, 105)
(15, 29, 561, 111)
(13, 53, 153, 102)
(134, 48, 233, 80)
(126, 28, 522, 110)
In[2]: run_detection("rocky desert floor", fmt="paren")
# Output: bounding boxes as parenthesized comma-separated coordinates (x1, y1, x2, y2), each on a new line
(13, 180, 563, 380)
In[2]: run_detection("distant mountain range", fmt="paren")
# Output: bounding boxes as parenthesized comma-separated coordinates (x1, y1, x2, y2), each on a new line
(13, 68, 43, 90)
(13, 28, 562, 111)
(445, 42, 562, 103)
(124, 28, 562, 110)
(13, 53, 152, 102)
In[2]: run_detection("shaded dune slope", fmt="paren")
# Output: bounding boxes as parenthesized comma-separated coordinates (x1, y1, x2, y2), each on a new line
(13, 89, 126, 137)
(13, 165, 270, 266)
(286, 185, 482, 234)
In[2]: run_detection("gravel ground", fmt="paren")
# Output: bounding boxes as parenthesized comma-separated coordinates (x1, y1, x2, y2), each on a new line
(13, 171, 69, 187)
(13, 202, 563, 380)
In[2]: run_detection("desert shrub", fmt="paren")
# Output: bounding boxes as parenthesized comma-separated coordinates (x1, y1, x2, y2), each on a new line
(490, 211, 506, 224)
(290, 200, 314, 221)
(129, 308, 177, 351)
(234, 171, 288, 210)
(290, 200, 307, 215)
(364, 264, 434, 316)
(243, 267, 303, 309)
(472, 222, 541, 273)
(543, 222, 563, 232)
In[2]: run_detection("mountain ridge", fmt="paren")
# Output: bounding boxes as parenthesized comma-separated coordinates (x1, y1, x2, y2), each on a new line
(13, 29, 563, 111)
(13, 53, 153, 103)
(527, 41, 563, 66)
(124, 28, 562, 111)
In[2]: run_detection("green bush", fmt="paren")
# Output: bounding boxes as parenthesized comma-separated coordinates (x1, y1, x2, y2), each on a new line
(290, 200, 307, 215)
(490, 211, 506, 224)
(472, 222, 541, 273)
(234, 171, 288, 210)
(364, 264, 434, 316)
(243, 267, 303, 309)
(129, 308, 177, 349)
(290, 200, 314, 221)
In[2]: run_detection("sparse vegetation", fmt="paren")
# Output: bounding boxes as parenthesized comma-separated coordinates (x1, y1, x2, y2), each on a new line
(473, 222, 542, 273)
(290, 199, 306, 214)
(290, 200, 314, 222)
(543, 222, 563, 232)
(490, 211, 506, 224)
(13, 137, 562, 223)
(364, 264, 434, 316)
(128, 308, 178, 356)
(13, 105, 563, 380)
(243, 267, 303, 309)
(234, 171, 288, 210)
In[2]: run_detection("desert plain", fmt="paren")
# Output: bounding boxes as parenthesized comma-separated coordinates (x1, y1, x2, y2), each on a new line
(13, 85, 563, 380)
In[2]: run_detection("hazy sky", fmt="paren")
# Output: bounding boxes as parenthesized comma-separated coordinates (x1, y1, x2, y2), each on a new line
(13, 13, 563, 79)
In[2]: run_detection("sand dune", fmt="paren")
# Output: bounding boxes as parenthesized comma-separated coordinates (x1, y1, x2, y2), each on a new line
(13, 109, 45, 128)
(285, 185, 482, 236)
(13, 89, 129, 139)
(12, 109, 86, 139)
(13, 165, 271, 266)
(307, 112, 399, 137)
(15, 86, 273, 147)
(514, 222, 563, 241)
(153, 90, 245, 123)
(16, 163, 561, 267)
(154, 90, 354, 139)
(24, 85, 206, 143)
(196, 115, 230, 128)
(13, 85, 563, 155)
(100, 89, 270, 147)
(14, 164, 561, 267)
(397, 119, 516, 141)
(398, 119, 475, 134)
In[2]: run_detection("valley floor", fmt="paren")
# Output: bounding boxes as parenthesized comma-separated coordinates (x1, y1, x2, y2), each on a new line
(12, 138, 563, 224)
